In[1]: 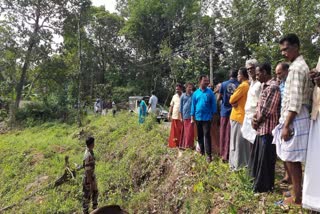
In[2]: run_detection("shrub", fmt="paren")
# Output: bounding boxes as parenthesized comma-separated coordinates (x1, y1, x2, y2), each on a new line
(15, 101, 77, 126)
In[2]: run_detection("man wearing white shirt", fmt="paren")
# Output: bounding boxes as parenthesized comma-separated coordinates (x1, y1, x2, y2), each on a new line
(148, 91, 158, 114)
(241, 59, 261, 145)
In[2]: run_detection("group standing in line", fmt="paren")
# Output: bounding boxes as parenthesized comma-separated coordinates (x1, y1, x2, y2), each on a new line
(166, 33, 320, 211)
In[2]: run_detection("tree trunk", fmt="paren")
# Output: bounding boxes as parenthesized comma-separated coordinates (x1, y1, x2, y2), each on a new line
(98, 34, 106, 83)
(14, 5, 41, 109)
(77, 6, 83, 127)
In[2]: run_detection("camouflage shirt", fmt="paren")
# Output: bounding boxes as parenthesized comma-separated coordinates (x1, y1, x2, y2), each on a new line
(83, 148, 95, 179)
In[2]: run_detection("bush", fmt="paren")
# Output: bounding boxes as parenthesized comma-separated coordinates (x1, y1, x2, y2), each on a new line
(112, 86, 137, 103)
(0, 108, 8, 122)
(0, 97, 10, 122)
(15, 102, 77, 126)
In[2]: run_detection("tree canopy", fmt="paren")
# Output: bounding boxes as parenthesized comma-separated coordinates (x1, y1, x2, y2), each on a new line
(0, 0, 319, 123)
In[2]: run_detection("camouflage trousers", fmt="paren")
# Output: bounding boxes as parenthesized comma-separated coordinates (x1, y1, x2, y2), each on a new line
(82, 175, 98, 214)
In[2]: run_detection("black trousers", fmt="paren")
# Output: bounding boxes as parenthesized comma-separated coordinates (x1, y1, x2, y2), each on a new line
(249, 134, 276, 193)
(196, 120, 212, 156)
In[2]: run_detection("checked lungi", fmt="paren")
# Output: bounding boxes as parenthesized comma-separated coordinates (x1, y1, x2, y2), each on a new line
(272, 105, 310, 162)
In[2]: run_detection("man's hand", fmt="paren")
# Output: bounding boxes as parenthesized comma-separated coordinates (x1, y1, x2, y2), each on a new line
(315, 75, 320, 87)
(282, 111, 297, 141)
(281, 126, 293, 141)
(251, 115, 258, 130)
(191, 116, 195, 124)
(167, 114, 171, 121)
(231, 102, 238, 108)
(309, 68, 318, 79)
(309, 68, 320, 87)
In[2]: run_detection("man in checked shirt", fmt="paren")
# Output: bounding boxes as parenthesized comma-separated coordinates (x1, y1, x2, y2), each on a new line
(272, 34, 313, 205)
(249, 63, 281, 193)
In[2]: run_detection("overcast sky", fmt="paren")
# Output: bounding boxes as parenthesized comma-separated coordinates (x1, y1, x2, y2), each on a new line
(92, 0, 117, 13)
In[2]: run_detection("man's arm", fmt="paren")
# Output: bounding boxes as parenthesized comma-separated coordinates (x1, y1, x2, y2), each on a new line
(190, 93, 196, 123)
(229, 84, 243, 105)
(179, 95, 184, 121)
(217, 93, 222, 101)
(147, 98, 152, 110)
(168, 105, 173, 120)
(281, 69, 303, 141)
(217, 83, 223, 101)
(314, 75, 320, 88)
(211, 92, 217, 122)
(287, 69, 304, 114)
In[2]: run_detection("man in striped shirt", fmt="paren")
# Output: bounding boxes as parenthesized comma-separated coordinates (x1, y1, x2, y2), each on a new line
(249, 63, 281, 193)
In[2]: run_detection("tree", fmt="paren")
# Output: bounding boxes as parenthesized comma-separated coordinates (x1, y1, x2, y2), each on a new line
(278, 0, 320, 66)
(1, 0, 70, 109)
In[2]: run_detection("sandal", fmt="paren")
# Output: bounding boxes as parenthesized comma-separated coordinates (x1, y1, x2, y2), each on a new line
(280, 178, 292, 184)
(282, 191, 291, 197)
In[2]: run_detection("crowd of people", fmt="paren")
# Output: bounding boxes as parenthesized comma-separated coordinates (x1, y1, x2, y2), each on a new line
(167, 33, 320, 211)
(94, 99, 117, 116)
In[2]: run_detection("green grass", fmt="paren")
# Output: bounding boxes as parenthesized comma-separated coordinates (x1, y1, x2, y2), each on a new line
(0, 112, 307, 213)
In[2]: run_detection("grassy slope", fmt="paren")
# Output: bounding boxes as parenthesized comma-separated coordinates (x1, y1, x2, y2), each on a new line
(0, 112, 305, 214)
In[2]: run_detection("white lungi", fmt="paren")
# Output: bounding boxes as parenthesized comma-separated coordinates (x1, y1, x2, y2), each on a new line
(302, 113, 320, 211)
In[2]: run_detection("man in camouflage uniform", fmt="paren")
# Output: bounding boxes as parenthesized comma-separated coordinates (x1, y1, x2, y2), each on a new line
(82, 137, 98, 214)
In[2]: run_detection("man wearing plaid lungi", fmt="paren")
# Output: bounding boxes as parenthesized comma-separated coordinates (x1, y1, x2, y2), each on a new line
(272, 34, 313, 206)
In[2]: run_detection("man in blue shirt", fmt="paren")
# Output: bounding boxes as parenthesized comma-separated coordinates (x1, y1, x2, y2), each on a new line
(275, 62, 289, 99)
(217, 70, 240, 162)
(191, 75, 217, 162)
(275, 62, 291, 185)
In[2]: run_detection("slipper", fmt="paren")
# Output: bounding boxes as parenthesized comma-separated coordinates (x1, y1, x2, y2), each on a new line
(274, 200, 289, 211)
